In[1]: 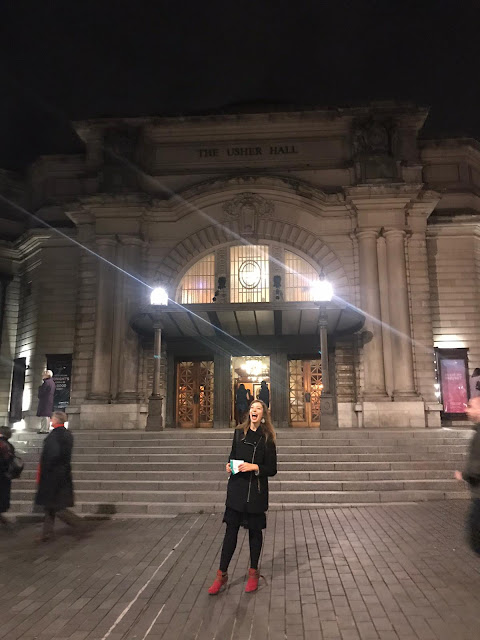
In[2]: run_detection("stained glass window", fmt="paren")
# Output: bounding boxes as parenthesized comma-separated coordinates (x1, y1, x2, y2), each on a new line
(178, 254, 215, 304)
(284, 250, 319, 302)
(230, 245, 269, 303)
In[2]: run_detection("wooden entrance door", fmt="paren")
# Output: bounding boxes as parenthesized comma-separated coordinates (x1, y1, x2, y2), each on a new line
(176, 361, 214, 427)
(289, 359, 322, 427)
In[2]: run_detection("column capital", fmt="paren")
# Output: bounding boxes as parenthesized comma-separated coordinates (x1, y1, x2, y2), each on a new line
(355, 228, 381, 240)
(96, 236, 117, 248)
(383, 228, 406, 239)
(117, 235, 145, 247)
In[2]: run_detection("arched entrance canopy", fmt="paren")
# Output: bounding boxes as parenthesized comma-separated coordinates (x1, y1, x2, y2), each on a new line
(131, 300, 364, 348)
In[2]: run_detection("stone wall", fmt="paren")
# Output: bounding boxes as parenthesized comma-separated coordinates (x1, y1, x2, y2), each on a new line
(427, 228, 480, 369)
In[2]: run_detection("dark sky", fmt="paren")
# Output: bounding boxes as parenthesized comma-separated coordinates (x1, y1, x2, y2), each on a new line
(2, 0, 480, 170)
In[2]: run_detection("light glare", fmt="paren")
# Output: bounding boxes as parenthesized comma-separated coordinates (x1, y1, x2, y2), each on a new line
(310, 278, 333, 302)
(150, 287, 168, 306)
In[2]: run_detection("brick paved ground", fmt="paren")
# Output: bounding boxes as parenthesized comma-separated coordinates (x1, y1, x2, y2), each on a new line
(1, 501, 480, 640)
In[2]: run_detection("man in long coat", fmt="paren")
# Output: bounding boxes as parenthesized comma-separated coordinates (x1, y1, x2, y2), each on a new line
(35, 411, 85, 541)
(0, 426, 15, 528)
(37, 370, 56, 434)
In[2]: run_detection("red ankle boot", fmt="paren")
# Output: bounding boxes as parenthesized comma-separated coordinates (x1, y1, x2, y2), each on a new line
(208, 570, 228, 595)
(245, 568, 259, 593)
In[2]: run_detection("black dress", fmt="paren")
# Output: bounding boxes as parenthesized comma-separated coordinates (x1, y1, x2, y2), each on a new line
(223, 426, 277, 530)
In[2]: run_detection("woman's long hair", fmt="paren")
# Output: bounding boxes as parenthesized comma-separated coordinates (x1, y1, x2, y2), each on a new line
(236, 399, 276, 444)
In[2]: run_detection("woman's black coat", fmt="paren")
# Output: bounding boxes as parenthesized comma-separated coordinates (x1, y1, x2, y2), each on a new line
(225, 427, 277, 514)
(0, 437, 14, 513)
(35, 426, 74, 511)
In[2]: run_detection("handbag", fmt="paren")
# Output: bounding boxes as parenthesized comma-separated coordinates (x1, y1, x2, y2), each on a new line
(5, 454, 24, 479)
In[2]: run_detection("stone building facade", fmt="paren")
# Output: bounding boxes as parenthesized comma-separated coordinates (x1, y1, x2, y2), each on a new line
(0, 102, 479, 431)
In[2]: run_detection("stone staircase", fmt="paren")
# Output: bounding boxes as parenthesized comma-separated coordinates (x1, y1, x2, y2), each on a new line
(9, 428, 472, 518)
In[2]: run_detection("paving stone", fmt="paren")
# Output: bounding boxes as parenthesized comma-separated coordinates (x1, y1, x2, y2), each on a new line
(1, 501, 480, 638)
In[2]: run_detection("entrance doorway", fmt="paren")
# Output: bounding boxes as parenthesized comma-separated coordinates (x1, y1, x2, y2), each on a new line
(289, 359, 322, 427)
(232, 356, 270, 424)
(176, 360, 214, 427)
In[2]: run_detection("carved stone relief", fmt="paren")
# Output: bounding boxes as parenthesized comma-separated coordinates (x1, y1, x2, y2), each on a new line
(223, 192, 274, 236)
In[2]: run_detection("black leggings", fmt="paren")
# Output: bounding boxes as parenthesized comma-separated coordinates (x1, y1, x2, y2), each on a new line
(219, 523, 263, 572)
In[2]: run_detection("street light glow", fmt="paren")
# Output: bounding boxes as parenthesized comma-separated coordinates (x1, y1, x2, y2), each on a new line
(150, 287, 168, 306)
(310, 277, 333, 302)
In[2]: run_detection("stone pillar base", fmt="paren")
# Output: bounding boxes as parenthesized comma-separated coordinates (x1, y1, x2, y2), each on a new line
(117, 392, 142, 404)
(320, 394, 338, 430)
(64, 403, 146, 430)
(146, 396, 164, 431)
(362, 400, 426, 428)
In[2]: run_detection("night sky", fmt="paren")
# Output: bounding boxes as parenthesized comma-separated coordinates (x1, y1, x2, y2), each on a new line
(2, 0, 480, 170)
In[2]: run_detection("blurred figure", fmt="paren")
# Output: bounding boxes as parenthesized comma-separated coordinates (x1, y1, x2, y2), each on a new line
(35, 411, 85, 542)
(455, 396, 480, 554)
(246, 388, 253, 407)
(470, 368, 480, 399)
(37, 370, 56, 434)
(258, 380, 270, 408)
(235, 384, 248, 424)
(0, 426, 14, 528)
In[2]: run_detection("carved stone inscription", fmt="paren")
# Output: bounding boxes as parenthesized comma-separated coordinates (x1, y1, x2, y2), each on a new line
(198, 144, 299, 158)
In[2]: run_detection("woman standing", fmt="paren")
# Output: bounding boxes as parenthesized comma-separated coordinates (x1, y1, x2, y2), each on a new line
(208, 400, 277, 595)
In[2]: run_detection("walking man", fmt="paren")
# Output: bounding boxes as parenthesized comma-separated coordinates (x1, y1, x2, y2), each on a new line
(35, 411, 85, 542)
(455, 396, 480, 555)
(37, 370, 56, 434)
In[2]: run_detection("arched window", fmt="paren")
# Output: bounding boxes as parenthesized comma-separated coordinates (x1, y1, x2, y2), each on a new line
(230, 245, 269, 303)
(178, 253, 215, 304)
(284, 250, 319, 302)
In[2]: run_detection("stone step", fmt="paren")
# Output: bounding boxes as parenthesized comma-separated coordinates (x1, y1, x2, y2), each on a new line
(18, 468, 455, 481)
(12, 478, 461, 493)
(9, 488, 470, 518)
(11, 477, 467, 503)
(12, 428, 472, 443)
(10, 428, 470, 515)
(18, 459, 463, 472)
(17, 452, 468, 464)
(21, 443, 468, 455)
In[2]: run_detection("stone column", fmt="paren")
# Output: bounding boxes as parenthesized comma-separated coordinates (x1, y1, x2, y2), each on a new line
(213, 352, 231, 428)
(117, 237, 143, 402)
(356, 230, 388, 398)
(165, 351, 175, 428)
(270, 352, 289, 428)
(90, 237, 117, 400)
(146, 324, 164, 430)
(318, 308, 336, 429)
(384, 229, 416, 397)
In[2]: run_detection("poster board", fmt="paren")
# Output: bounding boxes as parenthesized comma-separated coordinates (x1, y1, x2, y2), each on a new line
(436, 348, 469, 417)
(46, 354, 72, 411)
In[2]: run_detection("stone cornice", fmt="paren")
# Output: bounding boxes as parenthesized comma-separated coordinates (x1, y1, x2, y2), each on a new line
(344, 183, 423, 212)
(73, 102, 428, 139)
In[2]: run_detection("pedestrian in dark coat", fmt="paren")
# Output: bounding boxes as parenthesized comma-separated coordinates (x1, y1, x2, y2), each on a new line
(258, 380, 270, 408)
(0, 426, 14, 527)
(470, 368, 480, 400)
(208, 400, 277, 595)
(455, 396, 480, 554)
(37, 370, 56, 434)
(35, 411, 84, 541)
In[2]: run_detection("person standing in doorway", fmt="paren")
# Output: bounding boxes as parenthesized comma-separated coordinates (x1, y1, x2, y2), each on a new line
(470, 368, 480, 399)
(208, 400, 277, 595)
(235, 383, 248, 424)
(35, 411, 85, 542)
(455, 396, 480, 555)
(0, 426, 15, 529)
(258, 380, 270, 408)
(37, 370, 56, 434)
